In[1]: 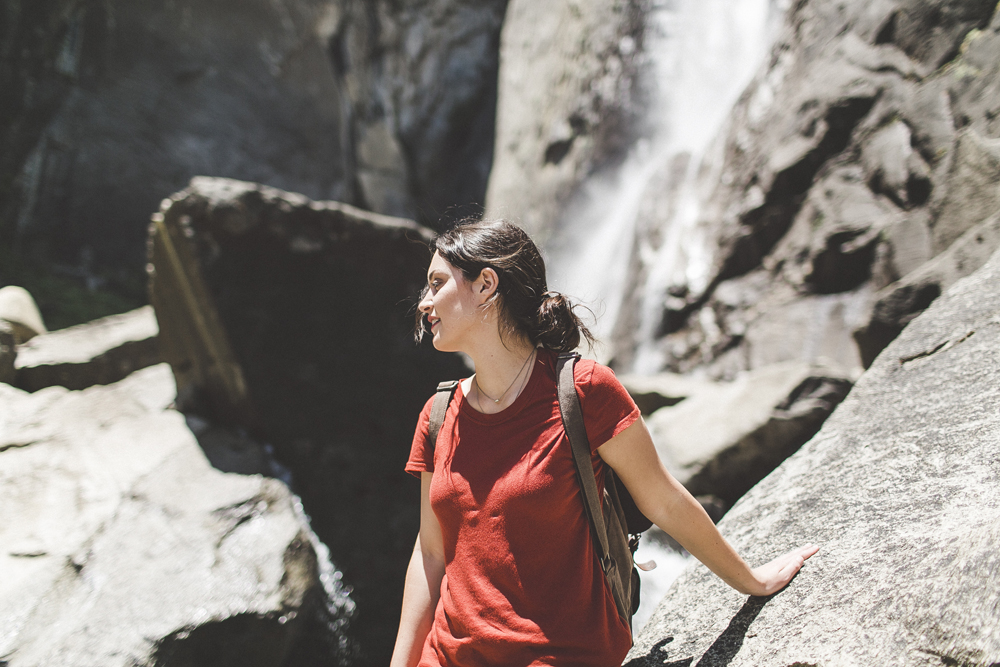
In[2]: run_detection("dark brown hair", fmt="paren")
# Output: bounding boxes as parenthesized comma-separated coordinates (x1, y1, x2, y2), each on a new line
(415, 219, 594, 353)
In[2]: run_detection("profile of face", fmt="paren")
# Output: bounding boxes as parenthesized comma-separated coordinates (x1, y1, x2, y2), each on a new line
(418, 251, 497, 353)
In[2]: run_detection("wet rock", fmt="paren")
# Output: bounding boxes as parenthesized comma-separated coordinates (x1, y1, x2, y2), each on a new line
(0, 285, 47, 343)
(13, 305, 159, 392)
(854, 211, 1000, 367)
(627, 247, 1000, 667)
(612, 0, 1000, 376)
(485, 0, 647, 242)
(646, 362, 852, 505)
(148, 176, 467, 662)
(0, 364, 353, 667)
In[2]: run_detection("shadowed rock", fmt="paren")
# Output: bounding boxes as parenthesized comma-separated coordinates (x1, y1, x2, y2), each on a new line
(627, 247, 1000, 666)
(645, 363, 852, 505)
(147, 176, 468, 663)
(13, 305, 158, 392)
(855, 212, 1000, 367)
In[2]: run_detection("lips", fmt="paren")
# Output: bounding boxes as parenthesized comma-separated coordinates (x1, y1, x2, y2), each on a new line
(428, 317, 440, 332)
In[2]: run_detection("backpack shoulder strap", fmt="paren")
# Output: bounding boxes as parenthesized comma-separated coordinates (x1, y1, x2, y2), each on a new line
(427, 380, 459, 455)
(555, 353, 613, 570)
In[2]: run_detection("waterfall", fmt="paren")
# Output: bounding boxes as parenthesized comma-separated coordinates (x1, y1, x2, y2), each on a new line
(546, 0, 789, 369)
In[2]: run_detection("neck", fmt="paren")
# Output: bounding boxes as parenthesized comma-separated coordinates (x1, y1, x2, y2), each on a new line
(466, 334, 537, 413)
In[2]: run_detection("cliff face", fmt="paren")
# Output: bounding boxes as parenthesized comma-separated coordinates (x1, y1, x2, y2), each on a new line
(611, 0, 1000, 377)
(625, 247, 1000, 666)
(0, 0, 505, 296)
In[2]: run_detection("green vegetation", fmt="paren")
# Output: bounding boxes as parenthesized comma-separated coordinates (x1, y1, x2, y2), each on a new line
(0, 248, 146, 331)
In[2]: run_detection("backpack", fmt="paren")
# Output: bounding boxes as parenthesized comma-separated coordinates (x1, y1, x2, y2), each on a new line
(426, 352, 654, 634)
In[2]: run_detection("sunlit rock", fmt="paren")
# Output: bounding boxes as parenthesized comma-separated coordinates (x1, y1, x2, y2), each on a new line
(0, 364, 353, 667)
(13, 305, 159, 392)
(627, 247, 1000, 667)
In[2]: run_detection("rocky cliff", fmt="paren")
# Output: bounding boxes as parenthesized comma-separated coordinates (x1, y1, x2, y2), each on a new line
(625, 247, 1000, 667)
(0, 0, 506, 318)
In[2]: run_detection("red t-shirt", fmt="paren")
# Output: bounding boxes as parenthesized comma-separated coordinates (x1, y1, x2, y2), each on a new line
(406, 349, 640, 667)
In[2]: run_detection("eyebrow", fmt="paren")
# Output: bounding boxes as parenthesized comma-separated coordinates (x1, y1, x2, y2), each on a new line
(426, 269, 447, 283)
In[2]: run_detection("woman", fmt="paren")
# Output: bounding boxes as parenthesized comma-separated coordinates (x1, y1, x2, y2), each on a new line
(392, 220, 817, 667)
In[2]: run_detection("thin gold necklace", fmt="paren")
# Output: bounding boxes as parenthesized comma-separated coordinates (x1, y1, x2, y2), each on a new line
(474, 349, 535, 409)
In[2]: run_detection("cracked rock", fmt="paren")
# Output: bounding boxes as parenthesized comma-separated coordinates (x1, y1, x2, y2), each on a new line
(626, 248, 1000, 666)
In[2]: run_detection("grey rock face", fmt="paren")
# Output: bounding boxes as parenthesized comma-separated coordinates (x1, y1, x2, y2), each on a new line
(13, 305, 159, 392)
(335, 0, 508, 223)
(645, 362, 852, 505)
(626, 248, 1000, 666)
(855, 212, 1000, 367)
(2, 0, 504, 289)
(613, 0, 1000, 378)
(148, 177, 468, 663)
(485, 0, 647, 242)
(0, 364, 353, 667)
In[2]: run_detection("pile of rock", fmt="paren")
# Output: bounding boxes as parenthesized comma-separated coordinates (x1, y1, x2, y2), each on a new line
(0, 290, 354, 665)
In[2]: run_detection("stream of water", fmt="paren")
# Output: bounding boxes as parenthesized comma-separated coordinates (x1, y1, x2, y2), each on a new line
(546, 0, 789, 373)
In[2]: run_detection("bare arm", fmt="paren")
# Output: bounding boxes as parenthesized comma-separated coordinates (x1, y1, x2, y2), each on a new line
(598, 419, 818, 596)
(390, 472, 446, 667)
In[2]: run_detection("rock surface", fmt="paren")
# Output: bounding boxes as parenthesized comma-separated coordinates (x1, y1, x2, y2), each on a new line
(13, 305, 159, 392)
(855, 211, 1000, 367)
(484, 0, 646, 243)
(626, 249, 1000, 666)
(645, 363, 852, 505)
(0, 286, 47, 343)
(611, 0, 1000, 378)
(618, 372, 716, 415)
(148, 177, 468, 664)
(2, 0, 505, 299)
(0, 363, 354, 667)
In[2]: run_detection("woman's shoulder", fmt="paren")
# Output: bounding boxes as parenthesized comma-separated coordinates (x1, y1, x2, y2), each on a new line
(571, 354, 621, 390)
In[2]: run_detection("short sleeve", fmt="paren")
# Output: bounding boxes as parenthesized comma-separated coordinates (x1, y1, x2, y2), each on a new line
(405, 394, 436, 478)
(575, 360, 641, 452)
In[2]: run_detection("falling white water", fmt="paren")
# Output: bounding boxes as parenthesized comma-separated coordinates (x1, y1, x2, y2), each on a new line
(546, 0, 788, 368)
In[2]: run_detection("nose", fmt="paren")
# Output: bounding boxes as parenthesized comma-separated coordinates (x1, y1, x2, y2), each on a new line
(418, 287, 432, 314)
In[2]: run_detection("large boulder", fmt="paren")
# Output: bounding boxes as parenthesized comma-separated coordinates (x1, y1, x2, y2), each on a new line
(611, 0, 1000, 377)
(625, 249, 1000, 664)
(2, 0, 505, 307)
(13, 305, 159, 392)
(148, 177, 468, 664)
(645, 362, 852, 505)
(0, 364, 353, 666)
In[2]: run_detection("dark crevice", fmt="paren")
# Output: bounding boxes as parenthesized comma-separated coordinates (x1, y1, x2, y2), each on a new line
(718, 95, 878, 283)
(805, 229, 880, 294)
(874, 12, 897, 45)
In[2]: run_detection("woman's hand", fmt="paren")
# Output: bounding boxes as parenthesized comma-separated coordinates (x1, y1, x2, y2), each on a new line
(742, 544, 820, 596)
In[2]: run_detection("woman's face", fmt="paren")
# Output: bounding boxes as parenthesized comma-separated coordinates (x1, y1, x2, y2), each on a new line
(418, 252, 489, 352)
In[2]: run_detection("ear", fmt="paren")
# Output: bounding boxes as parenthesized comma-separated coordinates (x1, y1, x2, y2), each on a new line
(474, 267, 499, 304)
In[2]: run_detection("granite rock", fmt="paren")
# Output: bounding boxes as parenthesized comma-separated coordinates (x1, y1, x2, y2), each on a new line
(148, 176, 468, 662)
(13, 305, 159, 392)
(855, 211, 1000, 367)
(613, 0, 1000, 377)
(0, 364, 353, 667)
(0, 285, 47, 343)
(484, 0, 647, 243)
(645, 362, 852, 505)
(626, 249, 1000, 666)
